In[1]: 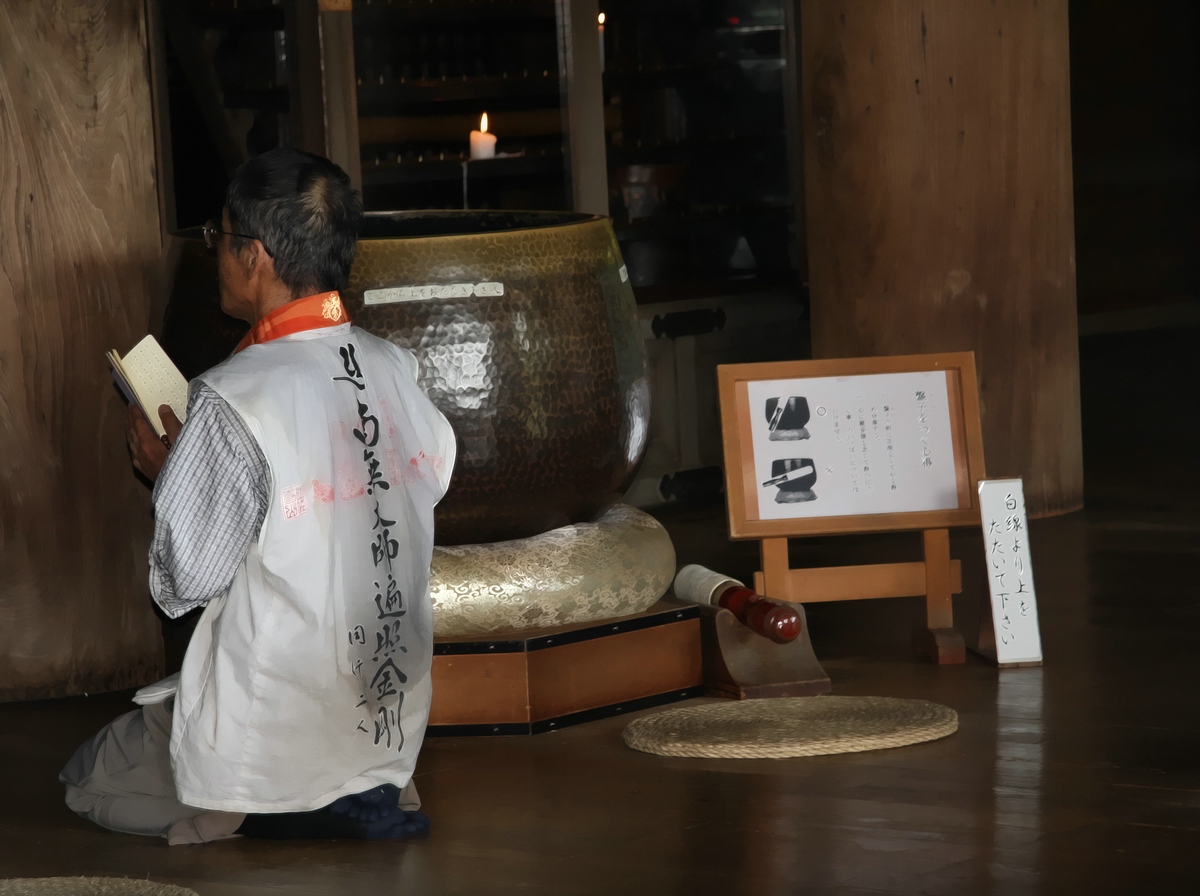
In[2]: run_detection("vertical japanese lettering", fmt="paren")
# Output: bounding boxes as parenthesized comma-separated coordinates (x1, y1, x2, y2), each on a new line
(332, 340, 412, 752)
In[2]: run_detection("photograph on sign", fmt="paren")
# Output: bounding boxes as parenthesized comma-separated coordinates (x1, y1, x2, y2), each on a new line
(744, 371, 960, 520)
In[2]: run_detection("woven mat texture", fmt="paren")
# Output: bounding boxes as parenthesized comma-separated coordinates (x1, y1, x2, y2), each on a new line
(0, 880, 198, 896)
(623, 696, 958, 759)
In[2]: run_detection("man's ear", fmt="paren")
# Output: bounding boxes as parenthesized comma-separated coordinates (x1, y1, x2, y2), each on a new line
(252, 242, 276, 279)
(242, 239, 261, 271)
(241, 240, 269, 276)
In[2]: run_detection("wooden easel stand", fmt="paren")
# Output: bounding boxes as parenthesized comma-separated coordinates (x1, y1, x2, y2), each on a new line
(753, 528, 967, 664)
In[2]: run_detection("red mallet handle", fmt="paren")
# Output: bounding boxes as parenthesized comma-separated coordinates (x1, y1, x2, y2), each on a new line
(715, 586, 802, 644)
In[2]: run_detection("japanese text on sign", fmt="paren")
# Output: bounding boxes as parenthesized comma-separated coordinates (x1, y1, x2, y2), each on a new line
(978, 479, 1043, 665)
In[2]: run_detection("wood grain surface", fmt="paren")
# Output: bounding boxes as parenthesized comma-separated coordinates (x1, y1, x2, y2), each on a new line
(429, 604, 703, 726)
(429, 653, 531, 726)
(525, 620, 702, 720)
(0, 0, 169, 699)
(799, 0, 1083, 517)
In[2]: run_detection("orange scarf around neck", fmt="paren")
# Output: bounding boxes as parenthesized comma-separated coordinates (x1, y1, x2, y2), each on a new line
(235, 291, 350, 354)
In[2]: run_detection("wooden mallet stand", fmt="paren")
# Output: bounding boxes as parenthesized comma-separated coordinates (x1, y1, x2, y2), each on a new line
(718, 353, 988, 664)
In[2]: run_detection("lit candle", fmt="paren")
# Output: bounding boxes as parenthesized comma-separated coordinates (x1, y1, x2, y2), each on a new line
(469, 112, 497, 160)
(597, 12, 606, 72)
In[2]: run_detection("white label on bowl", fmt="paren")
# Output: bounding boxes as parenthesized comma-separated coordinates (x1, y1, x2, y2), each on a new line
(473, 281, 505, 297)
(363, 282, 505, 305)
(619, 265, 629, 282)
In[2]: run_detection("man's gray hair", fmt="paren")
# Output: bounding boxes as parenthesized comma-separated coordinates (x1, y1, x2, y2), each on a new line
(226, 149, 363, 295)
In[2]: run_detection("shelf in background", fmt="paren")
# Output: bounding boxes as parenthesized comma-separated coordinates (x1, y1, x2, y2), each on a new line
(361, 152, 562, 187)
(353, 0, 555, 26)
(602, 58, 785, 87)
(612, 203, 791, 236)
(356, 73, 559, 111)
(361, 105, 618, 148)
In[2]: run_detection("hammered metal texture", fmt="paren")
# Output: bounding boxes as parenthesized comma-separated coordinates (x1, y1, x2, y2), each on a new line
(160, 212, 650, 546)
(345, 211, 649, 544)
(429, 504, 674, 638)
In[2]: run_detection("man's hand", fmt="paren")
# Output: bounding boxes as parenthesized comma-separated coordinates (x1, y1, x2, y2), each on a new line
(127, 404, 183, 482)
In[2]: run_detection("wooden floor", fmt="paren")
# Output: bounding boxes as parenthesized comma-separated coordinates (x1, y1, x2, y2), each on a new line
(2, 326, 1199, 894)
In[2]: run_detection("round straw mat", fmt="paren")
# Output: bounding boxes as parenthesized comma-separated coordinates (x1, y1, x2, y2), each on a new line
(0, 880, 197, 896)
(623, 696, 958, 759)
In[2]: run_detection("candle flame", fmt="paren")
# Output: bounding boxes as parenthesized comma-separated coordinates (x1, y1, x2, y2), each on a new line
(597, 12, 605, 24)
(480, 112, 488, 134)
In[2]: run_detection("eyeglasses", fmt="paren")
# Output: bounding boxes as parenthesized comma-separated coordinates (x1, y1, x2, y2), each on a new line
(203, 220, 273, 257)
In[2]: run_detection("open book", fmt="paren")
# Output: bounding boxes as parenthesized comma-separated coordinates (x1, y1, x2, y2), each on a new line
(107, 335, 189, 438)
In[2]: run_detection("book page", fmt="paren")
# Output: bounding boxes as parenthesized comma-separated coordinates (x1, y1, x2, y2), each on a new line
(106, 351, 138, 407)
(116, 336, 189, 438)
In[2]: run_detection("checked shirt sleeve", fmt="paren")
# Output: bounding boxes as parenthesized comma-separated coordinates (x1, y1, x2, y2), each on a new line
(149, 382, 271, 619)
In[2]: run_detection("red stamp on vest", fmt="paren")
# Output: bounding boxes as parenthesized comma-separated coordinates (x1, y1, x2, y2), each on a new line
(403, 453, 426, 482)
(386, 448, 401, 487)
(403, 452, 445, 483)
(312, 479, 335, 504)
(281, 485, 309, 520)
(380, 398, 397, 439)
(337, 463, 365, 501)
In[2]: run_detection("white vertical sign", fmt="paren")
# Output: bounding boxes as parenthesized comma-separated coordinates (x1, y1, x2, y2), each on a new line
(978, 479, 1043, 665)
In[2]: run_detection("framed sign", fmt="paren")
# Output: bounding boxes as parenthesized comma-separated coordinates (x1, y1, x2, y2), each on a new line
(718, 353, 987, 539)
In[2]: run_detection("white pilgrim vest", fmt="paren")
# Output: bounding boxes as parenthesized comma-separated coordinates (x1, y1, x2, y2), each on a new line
(169, 323, 455, 813)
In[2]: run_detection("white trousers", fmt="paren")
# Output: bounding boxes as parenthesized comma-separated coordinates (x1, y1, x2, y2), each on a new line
(60, 697, 422, 845)
(59, 699, 245, 845)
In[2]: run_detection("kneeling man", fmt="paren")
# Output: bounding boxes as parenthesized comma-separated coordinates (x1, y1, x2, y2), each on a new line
(61, 149, 455, 843)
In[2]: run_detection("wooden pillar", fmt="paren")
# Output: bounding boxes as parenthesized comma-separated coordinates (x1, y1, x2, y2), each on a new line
(318, 0, 362, 193)
(556, 0, 609, 216)
(285, 0, 329, 159)
(0, 0, 166, 699)
(799, 1, 1083, 516)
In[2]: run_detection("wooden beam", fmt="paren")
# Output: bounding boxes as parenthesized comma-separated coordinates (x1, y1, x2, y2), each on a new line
(797, 0, 1082, 517)
(781, 0, 808, 285)
(753, 559, 963, 604)
(284, 0, 326, 156)
(1, 0, 166, 698)
(922, 528, 954, 629)
(318, 1, 362, 192)
(556, 0, 608, 215)
(143, 0, 176, 238)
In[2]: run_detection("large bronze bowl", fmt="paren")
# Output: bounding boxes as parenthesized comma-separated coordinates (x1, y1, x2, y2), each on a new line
(161, 211, 649, 546)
